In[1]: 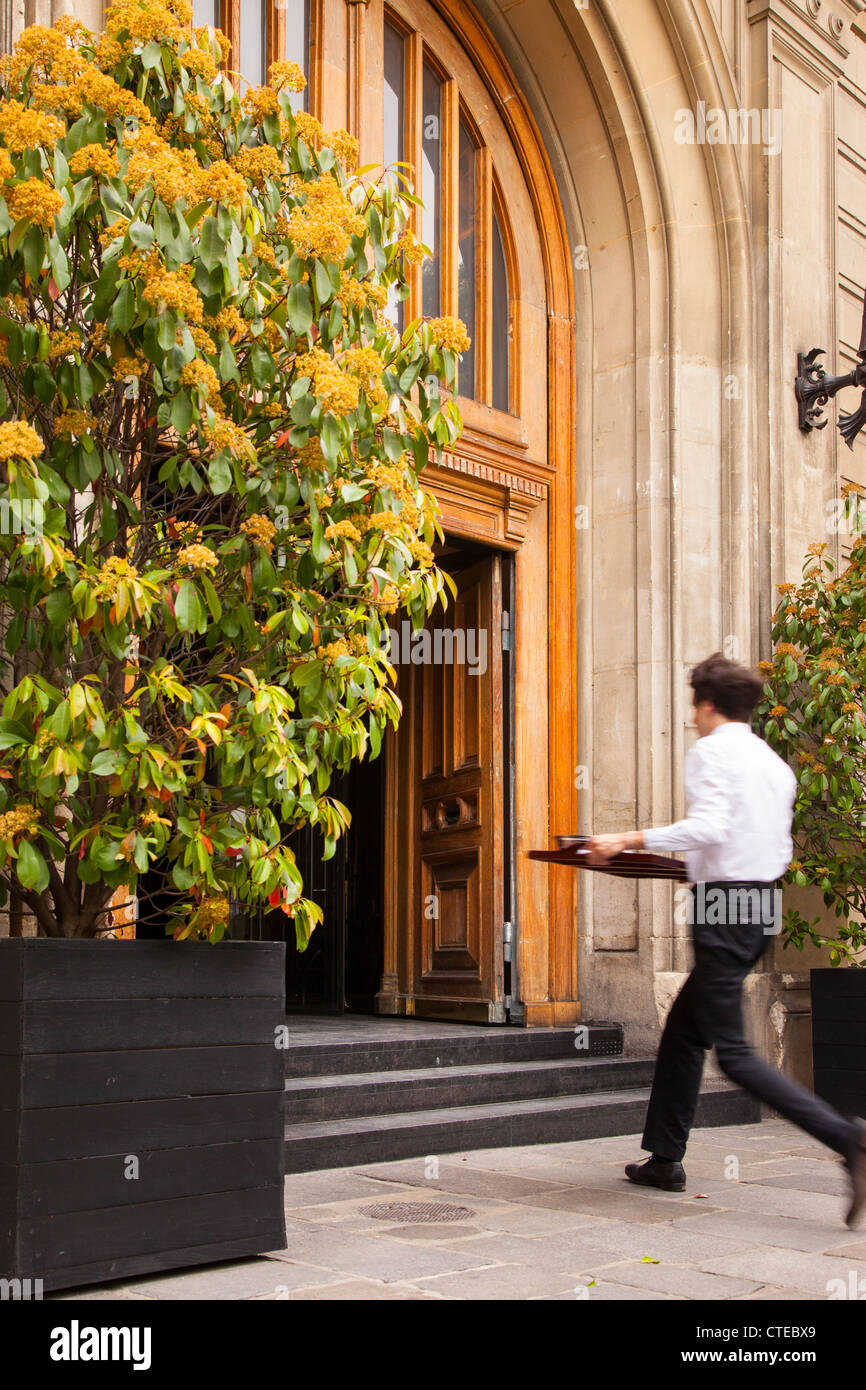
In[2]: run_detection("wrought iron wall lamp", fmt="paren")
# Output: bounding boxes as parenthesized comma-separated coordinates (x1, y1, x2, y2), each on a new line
(795, 290, 866, 448)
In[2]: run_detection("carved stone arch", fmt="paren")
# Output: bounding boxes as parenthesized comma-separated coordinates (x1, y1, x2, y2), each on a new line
(464, 0, 757, 1042)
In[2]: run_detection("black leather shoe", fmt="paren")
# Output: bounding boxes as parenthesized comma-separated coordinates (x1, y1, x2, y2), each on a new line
(625, 1156, 686, 1192)
(844, 1119, 866, 1228)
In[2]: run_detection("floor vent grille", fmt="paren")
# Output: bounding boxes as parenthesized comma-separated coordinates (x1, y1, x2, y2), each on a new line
(362, 1201, 475, 1223)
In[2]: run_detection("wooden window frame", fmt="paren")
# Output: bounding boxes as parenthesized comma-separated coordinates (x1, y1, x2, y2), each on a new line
(205, 1, 322, 111)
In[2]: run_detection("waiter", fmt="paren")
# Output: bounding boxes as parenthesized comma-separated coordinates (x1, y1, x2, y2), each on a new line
(587, 652, 866, 1226)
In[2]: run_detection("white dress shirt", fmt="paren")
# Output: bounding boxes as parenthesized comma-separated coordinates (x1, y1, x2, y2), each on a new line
(641, 721, 796, 883)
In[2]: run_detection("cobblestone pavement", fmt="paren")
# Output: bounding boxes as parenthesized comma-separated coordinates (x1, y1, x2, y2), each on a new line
(54, 1118, 866, 1300)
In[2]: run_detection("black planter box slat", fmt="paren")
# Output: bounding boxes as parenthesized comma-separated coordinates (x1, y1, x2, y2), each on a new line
(0, 939, 283, 1001)
(0, 997, 283, 1053)
(813, 1044, 866, 1073)
(6, 1043, 281, 1109)
(2, 1138, 283, 1217)
(811, 1021, 866, 1047)
(810, 970, 866, 999)
(812, 968, 866, 1120)
(808, 1074, 865, 1111)
(0, 939, 286, 1291)
(5, 1084, 285, 1164)
(28, 1234, 285, 1295)
(20, 1186, 283, 1270)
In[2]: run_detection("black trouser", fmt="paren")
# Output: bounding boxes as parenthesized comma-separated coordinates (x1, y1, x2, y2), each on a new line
(642, 881, 856, 1162)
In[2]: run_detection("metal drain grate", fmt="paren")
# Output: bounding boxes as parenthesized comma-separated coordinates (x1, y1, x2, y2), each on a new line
(362, 1200, 475, 1223)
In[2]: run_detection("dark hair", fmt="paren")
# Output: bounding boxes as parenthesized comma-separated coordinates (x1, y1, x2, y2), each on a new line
(689, 653, 763, 722)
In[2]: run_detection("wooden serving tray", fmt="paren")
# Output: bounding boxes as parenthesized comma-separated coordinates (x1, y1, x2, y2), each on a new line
(528, 838, 687, 881)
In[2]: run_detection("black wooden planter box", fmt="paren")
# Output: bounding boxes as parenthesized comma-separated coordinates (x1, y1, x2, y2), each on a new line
(0, 938, 286, 1292)
(811, 967, 866, 1119)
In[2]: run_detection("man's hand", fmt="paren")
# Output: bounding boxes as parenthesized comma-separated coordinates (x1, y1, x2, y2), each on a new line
(586, 831, 644, 863)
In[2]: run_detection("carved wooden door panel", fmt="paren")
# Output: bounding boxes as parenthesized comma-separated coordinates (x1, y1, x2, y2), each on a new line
(405, 554, 504, 1020)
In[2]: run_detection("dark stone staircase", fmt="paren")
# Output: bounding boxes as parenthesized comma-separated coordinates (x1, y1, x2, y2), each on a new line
(283, 1017, 760, 1172)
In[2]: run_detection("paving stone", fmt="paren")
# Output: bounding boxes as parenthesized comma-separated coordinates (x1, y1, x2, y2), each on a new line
(261, 1279, 440, 1300)
(558, 1218, 761, 1263)
(750, 1170, 850, 1198)
(511, 1184, 719, 1223)
(110, 1258, 346, 1301)
(683, 1179, 848, 1225)
(355, 1161, 572, 1200)
(672, 1207, 865, 1253)
(263, 1226, 497, 1282)
(284, 1173, 413, 1207)
(542, 1280, 677, 1300)
(697, 1246, 866, 1296)
(824, 1239, 866, 1259)
(370, 1223, 487, 1241)
(729, 1286, 826, 1300)
(465, 1204, 597, 1235)
(545, 1170, 733, 1201)
(587, 1260, 761, 1299)
(407, 1229, 637, 1274)
(411, 1263, 590, 1300)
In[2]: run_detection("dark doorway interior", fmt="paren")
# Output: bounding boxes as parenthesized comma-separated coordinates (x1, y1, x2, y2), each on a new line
(258, 747, 384, 1014)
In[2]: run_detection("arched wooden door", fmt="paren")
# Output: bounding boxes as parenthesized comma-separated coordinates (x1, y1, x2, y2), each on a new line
(214, 0, 579, 1025)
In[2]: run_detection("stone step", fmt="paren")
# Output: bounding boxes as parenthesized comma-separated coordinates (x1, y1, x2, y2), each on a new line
(285, 1056, 657, 1122)
(283, 1083, 760, 1173)
(282, 1021, 623, 1078)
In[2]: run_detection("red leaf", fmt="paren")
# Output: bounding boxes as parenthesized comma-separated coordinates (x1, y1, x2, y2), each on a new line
(268, 887, 282, 907)
(47, 277, 61, 302)
(273, 429, 292, 449)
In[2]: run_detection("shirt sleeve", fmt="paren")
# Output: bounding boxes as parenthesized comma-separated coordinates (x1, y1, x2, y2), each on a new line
(641, 742, 732, 853)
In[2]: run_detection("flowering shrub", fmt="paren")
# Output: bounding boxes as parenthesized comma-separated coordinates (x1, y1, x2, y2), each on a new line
(0, 2, 468, 940)
(756, 523, 866, 964)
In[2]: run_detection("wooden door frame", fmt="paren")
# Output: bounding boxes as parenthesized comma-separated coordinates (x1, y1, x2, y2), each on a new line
(373, 2, 578, 1028)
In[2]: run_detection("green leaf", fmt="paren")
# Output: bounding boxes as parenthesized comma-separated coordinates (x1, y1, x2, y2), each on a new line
(175, 580, 204, 632)
(171, 390, 193, 435)
(321, 414, 340, 463)
(0, 718, 30, 749)
(157, 310, 178, 351)
(129, 219, 155, 250)
(153, 199, 175, 246)
(21, 226, 45, 279)
(263, 111, 282, 147)
(287, 282, 313, 336)
(199, 214, 222, 271)
(16, 839, 49, 893)
(219, 339, 239, 383)
(313, 259, 332, 306)
(250, 342, 275, 385)
(111, 279, 136, 335)
(90, 750, 124, 776)
(201, 574, 222, 622)
(48, 238, 71, 293)
(208, 455, 233, 494)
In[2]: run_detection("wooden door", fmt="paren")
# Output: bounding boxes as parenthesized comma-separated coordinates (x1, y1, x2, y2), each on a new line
(401, 554, 504, 1021)
(311, 0, 580, 1026)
